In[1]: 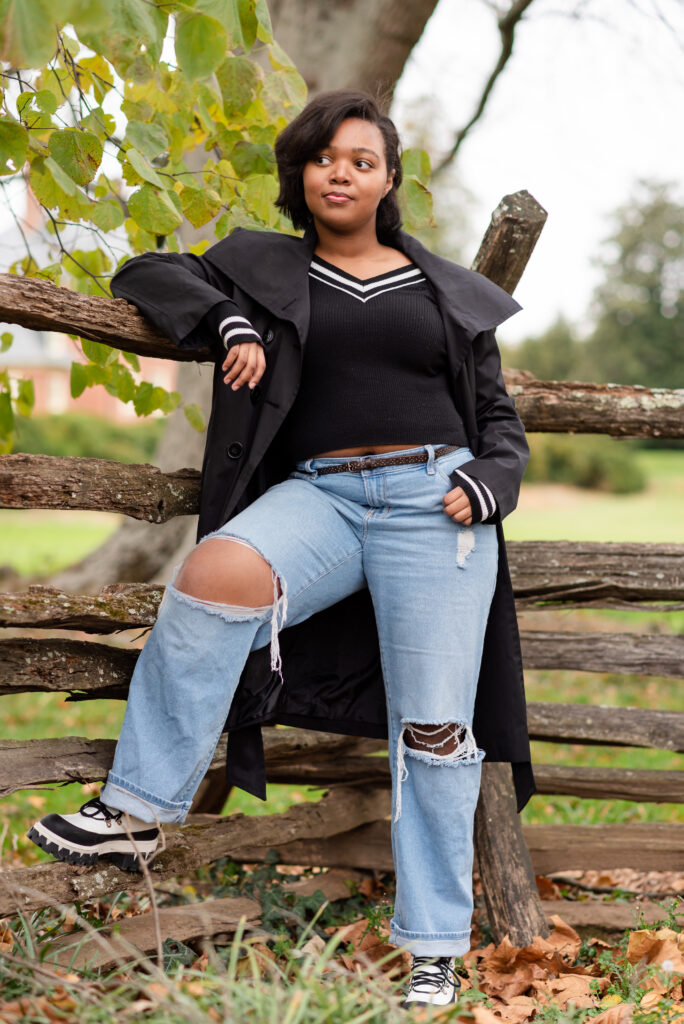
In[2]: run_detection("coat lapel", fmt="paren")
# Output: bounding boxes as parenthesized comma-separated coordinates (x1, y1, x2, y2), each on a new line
(203, 225, 317, 347)
(396, 231, 521, 335)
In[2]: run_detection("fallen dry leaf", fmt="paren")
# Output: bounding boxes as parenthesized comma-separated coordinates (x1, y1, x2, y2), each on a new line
(589, 1003, 635, 1024)
(535, 875, 562, 900)
(626, 927, 684, 975)
(486, 994, 536, 1022)
(532, 972, 606, 1009)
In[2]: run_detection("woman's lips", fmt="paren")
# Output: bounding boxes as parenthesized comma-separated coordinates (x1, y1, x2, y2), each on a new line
(324, 193, 352, 203)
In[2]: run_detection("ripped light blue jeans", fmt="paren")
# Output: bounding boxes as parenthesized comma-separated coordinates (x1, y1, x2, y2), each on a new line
(101, 444, 498, 955)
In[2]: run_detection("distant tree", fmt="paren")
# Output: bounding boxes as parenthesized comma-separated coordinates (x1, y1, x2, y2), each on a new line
(584, 180, 684, 388)
(499, 316, 583, 380)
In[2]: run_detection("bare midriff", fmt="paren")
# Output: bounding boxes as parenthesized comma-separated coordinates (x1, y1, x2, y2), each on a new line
(312, 443, 425, 458)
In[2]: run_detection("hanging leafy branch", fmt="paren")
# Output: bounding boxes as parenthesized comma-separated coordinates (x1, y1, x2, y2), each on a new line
(0, 0, 433, 453)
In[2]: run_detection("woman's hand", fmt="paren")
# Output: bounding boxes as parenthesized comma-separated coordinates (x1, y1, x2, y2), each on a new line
(442, 485, 473, 526)
(222, 341, 266, 391)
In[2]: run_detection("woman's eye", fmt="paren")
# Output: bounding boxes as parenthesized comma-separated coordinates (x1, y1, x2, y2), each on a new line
(356, 159, 372, 169)
(315, 155, 331, 165)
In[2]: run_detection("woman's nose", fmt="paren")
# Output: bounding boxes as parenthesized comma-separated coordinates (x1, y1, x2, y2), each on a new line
(329, 162, 350, 183)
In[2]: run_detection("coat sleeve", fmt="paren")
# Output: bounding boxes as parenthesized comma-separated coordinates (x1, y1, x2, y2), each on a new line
(449, 329, 529, 523)
(110, 251, 261, 356)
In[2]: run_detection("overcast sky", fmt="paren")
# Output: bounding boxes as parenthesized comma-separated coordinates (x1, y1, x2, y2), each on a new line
(393, 0, 684, 343)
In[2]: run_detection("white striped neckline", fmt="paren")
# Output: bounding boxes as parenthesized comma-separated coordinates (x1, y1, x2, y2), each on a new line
(309, 257, 425, 303)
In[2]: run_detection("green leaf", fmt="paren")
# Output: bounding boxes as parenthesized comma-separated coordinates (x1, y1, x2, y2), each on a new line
(0, 118, 28, 176)
(240, 173, 278, 224)
(82, 338, 117, 367)
(90, 199, 125, 232)
(400, 176, 434, 231)
(161, 390, 181, 413)
(267, 41, 296, 72)
(216, 56, 259, 115)
(110, 364, 136, 403)
(48, 129, 103, 187)
(0, 390, 13, 439)
(0, 0, 59, 67)
(195, 0, 258, 50)
(230, 141, 274, 177)
(126, 148, 165, 189)
(80, 0, 168, 73)
(43, 155, 78, 196)
(125, 120, 169, 160)
(70, 361, 88, 398)
(235, 0, 258, 50)
(133, 380, 167, 416)
(1, 332, 12, 353)
(180, 185, 223, 228)
(184, 402, 206, 432)
(128, 184, 183, 234)
(262, 66, 307, 117)
(16, 377, 34, 416)
(81, 107, 117, 139)
(402, 148, 431, 184)
(121, 350, 140, 372)
(17, 89, 57, 117)
(255, 0, 273, 43)
(78, 54, 114, 104)
(176, 12, 227, 82)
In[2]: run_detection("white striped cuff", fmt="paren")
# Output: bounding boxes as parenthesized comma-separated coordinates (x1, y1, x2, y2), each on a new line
(219, 315, 262, 350)
(452, 469, 498, 523)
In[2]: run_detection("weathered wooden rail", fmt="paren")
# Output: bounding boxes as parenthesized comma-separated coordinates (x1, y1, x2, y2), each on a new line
(1, 189, 681, 947)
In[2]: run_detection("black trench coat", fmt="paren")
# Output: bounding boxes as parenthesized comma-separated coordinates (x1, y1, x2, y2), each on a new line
(111, 225, 535, 811)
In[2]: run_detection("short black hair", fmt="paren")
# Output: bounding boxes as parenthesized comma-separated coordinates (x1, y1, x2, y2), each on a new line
(274, 90, 403, 238)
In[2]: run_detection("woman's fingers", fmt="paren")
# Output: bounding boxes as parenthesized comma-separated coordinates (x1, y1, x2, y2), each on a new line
(222, 342, 266, 389)
(442, 486, 473, 525)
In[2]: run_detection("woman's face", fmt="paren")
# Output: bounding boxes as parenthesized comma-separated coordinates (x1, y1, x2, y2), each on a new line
(302, 117, 394, 236)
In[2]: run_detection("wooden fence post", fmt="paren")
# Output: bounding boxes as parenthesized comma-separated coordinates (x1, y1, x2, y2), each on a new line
(475, 763, 549, 943)
(469, 190, 550, 944)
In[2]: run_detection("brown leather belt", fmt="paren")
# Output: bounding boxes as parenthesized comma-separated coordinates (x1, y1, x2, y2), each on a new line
(313, 444, 463, 475)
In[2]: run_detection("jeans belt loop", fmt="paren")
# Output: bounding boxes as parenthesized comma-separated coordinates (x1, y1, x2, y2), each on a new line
(425, 444, 436, 475)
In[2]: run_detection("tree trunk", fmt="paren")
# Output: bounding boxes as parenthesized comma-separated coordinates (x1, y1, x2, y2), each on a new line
(269, 0, 440, 98)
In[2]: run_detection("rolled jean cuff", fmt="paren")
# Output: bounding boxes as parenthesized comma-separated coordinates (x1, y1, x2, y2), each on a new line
(100, 773, 192, 824)
(389, 921, 472, 957)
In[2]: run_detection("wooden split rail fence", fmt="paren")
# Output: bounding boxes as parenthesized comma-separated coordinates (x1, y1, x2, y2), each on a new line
(0, 191, 682, 942)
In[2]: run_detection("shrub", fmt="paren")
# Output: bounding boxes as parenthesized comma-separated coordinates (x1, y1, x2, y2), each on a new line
(525, 434, 646, 494)
(14, 413, 165, 464)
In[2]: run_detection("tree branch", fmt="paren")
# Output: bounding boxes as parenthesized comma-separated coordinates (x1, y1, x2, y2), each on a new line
(434, 0, 537, 176)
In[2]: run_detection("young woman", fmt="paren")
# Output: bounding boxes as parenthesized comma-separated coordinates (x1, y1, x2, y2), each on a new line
(29, 91, 533, 1008)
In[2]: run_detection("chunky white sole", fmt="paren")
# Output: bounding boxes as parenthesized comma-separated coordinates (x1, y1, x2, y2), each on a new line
(27, 819, 158, 873)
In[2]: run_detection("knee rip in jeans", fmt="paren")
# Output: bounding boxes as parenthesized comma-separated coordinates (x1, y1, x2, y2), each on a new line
(167, 534, 288, 680)
(394, 720, 483, 821)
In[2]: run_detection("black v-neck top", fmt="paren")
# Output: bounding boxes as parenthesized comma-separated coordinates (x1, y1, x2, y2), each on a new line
(280, 256, 468, 462)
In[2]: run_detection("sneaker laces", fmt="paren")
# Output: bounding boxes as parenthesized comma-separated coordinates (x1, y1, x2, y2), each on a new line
(79, 797, 123, 823)
(407, 956, 460, 996)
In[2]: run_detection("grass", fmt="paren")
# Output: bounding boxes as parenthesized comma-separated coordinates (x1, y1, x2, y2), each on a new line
(0, 859, 681, 1022)
(505, 448, 684, 543)
(0, 510, 121, 579)
(0, 449, 682, 866)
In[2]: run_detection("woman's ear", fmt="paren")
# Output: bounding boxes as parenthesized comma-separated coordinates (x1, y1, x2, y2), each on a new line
(383, 168, 396, 197)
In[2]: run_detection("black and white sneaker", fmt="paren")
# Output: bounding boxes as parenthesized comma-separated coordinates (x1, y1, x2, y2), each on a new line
(27, 797, 159, 872)
(402, 955, 461, 1008)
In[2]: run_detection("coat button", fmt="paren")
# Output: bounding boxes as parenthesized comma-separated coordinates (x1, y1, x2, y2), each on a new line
(227, 441, 243, 459)
(263, 329, 274, 346)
